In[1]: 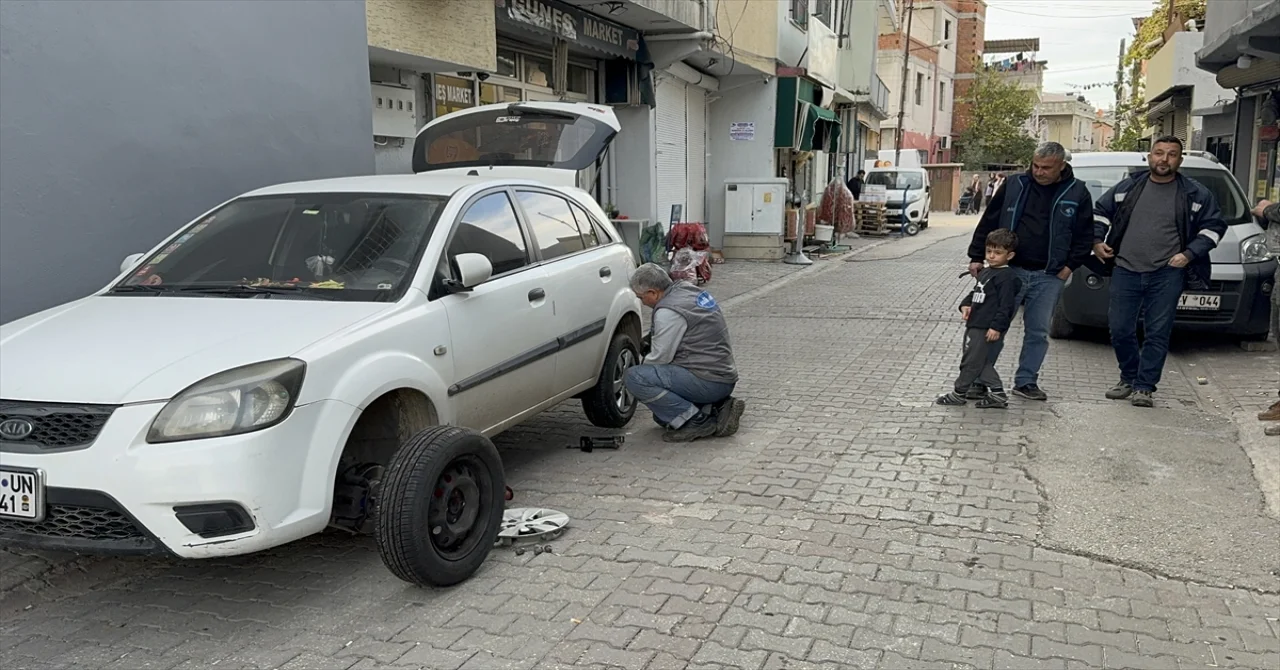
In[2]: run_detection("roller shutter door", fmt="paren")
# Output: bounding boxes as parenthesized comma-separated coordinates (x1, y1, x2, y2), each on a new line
(685, 86, 707, 225)
(656, 76, 688, 226)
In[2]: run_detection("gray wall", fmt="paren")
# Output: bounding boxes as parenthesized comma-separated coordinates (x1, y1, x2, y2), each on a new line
(707, 76, 779, 248)
(0, 0, 375, 324)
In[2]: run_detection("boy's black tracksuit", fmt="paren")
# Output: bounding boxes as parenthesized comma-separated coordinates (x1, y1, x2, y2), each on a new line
(954, 266, 1022, 399)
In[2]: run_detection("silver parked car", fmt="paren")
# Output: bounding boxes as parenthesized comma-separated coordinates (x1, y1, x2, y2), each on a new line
(1052, 151, 1275, 340)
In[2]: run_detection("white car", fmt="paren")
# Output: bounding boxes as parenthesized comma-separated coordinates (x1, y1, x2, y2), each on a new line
(0, 102, 644, 586)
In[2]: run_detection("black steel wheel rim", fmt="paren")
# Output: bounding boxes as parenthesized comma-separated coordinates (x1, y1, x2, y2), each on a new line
(427, 456, 492, 560)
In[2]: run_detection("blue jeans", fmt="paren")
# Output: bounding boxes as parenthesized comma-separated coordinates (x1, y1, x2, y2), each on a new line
(1011, 267, 1067, 388)
(624, 364, 735, 429)
(1108, 266, 1185, 392)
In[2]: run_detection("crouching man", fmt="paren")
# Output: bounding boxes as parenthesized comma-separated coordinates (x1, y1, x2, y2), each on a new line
(624, 263, 746, 442)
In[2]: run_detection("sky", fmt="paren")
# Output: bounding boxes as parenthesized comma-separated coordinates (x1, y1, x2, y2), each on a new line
(982, 0, 1161, 109)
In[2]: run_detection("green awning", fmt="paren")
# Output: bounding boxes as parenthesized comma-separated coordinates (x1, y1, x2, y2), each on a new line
(798, 102, 841, 153)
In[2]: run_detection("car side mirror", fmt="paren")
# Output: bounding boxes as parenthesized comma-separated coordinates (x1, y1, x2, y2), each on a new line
(120, 253, 144, 274)
(446, 253, 493, 293)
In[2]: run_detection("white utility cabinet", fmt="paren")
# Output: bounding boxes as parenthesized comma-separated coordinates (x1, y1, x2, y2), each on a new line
(371, 83, 418, 138)
(724, 178, 788, 235)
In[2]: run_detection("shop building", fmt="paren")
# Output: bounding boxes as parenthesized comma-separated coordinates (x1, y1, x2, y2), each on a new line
(1195, 0, 1280, 203)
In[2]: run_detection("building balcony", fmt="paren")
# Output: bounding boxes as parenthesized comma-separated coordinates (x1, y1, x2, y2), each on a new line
(560, 0, 711, 33)
(837, 63, 891, 120)
(1146, 31, 1232, 112)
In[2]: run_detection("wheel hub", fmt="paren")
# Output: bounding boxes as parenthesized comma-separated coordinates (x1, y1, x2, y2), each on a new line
(613, 347, 637, 412)
(429, 464, 482, 551)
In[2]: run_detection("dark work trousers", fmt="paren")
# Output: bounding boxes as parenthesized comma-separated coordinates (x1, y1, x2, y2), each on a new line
(955, 327, 1005, 393)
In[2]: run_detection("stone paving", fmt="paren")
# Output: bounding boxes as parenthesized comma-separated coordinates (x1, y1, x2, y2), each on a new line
(2, 222, 1279, 670)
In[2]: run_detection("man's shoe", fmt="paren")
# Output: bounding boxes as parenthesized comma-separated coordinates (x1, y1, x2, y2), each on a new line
(1131, 390, 1154, 408)
(1258, 400, 1280, 421)
(1105, 382, 1134, 400)
(975, 392, 1009, 409)
(964, 384, 988, 400)
(662, 413, 718, 443)
(1266, 424, 1280, 437)
(714, 397, 746, 437)
(936, 392, 967, 406)
(1012, 384, 1048, 401)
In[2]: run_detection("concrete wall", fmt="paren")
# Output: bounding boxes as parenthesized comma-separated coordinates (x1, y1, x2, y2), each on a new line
(366, 0, 495, 72)
(0, 0, 374, 324)
(707, 77, 779, 248)
(716, 0, 778, 73)
(1146, 32, 1231, 110)
(1203, 0, 1270, 41)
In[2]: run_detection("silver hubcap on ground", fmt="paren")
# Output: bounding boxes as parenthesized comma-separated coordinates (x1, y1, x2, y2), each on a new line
(613, 348, 636, 412)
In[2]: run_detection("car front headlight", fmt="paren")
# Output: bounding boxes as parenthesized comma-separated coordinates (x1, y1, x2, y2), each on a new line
(1241, 235, 1272, 263)
(147, 358, 306, 443)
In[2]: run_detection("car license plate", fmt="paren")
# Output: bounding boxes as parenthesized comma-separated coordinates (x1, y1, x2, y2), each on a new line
(1178, 293, 1220, 311)
(0, 468, 44, 521)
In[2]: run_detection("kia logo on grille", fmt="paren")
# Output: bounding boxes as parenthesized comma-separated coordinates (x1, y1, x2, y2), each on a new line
(0, 418, 35, 441)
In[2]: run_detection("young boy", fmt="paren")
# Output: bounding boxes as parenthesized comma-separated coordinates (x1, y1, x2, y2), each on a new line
(937, 229, 1023, 408)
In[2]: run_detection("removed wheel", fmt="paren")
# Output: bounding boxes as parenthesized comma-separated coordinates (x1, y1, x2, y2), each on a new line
(1048, 298, 1075, 340)
(582, 330, 640, 428)
(374, 425, 505, 587)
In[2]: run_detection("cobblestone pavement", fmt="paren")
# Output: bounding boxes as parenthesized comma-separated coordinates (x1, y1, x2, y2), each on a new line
(3, 220, 1279, 670)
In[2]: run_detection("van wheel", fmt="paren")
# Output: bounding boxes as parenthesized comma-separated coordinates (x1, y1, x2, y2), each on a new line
(582, 331, 640, 428)
(903, 221, 920, 236)
(375, 426, 505, 587)
(1049, 299, 1075, 340)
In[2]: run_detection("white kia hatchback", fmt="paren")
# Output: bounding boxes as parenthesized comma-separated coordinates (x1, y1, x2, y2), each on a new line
(0, 102, 644, 586)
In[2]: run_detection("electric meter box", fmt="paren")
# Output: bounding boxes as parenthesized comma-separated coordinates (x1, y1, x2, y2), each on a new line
(724, 178, 788, 235)
(371, 83, 417, 138)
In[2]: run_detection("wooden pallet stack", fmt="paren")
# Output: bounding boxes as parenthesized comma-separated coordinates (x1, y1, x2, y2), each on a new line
(854, 201, 890, 235)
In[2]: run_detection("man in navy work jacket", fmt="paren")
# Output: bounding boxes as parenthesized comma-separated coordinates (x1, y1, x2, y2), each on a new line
(1091, 135, 1227, 408)
(965, 141, 1096, 402)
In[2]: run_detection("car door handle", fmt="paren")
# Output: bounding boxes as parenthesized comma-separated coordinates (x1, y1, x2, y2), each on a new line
(599, 266, 612, 278)
(528, 288, 545, 302)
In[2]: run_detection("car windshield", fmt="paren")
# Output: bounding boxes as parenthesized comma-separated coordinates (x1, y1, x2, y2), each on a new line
(865, 171, 925, 190)
(1074, 166, 1252, 225)
(413, 107, 613, 173)
(113, 193, 447, 301)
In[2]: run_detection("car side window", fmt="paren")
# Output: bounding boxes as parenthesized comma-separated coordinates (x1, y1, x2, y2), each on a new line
(448, 192, 529, 277)
(569, 202, 612, 247)
(516, 191, 592, 261)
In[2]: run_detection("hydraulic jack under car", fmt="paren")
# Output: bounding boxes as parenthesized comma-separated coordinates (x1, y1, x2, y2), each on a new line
(570, 435, 624, 452)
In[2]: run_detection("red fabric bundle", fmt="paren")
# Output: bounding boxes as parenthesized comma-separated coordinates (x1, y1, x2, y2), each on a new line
(818, 177, 856, 234)
(666, 222, 712, 284)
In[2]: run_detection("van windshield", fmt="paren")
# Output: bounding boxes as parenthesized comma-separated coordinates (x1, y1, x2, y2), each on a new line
(1073, 166, 1252, 225)
(111, 193, 447, 302)
(865, 171, 925, 190)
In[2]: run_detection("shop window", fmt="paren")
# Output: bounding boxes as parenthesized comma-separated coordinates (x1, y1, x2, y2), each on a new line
(524, 55, 553, 88)
(481, 83, 523, 105)
(449, 192, 529, 277)
(516, 191, 587, 261)
(496, 49, 519, 79)
(567, 65, 593, 95)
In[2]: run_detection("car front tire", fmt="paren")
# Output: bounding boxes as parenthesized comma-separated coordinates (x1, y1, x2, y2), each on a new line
(582, 330, 640, 428)
(374, 425, 505, 587)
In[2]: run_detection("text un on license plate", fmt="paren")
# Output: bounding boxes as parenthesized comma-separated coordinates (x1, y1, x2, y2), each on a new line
(0, 468, 43, 521)
(1178, 293, 1220, 311)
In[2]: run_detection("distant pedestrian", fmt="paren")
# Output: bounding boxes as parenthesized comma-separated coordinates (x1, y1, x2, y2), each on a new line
(1092, 135, 1227, 408)
(965, 142, 1095, 402)
(982, 174, 996, 210)
(938, 229, 1023, 408)
(847, 170, 865, 200)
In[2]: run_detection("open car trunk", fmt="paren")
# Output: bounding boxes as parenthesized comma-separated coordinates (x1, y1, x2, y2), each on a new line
(411, 101, 621, 189)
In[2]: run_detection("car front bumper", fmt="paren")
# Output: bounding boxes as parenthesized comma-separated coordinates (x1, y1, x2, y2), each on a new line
(0, 399, 357, 558)
(1060, 260, 1277, 335)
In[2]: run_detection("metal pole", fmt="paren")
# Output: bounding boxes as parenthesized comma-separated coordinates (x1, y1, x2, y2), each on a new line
(894, 0, 915, 167)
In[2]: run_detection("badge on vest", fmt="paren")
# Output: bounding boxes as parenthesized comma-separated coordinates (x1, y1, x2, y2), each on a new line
(696, 291, 718, 310)
(1063, 206, 1076, 217)
(1191, 202, 1202, 213)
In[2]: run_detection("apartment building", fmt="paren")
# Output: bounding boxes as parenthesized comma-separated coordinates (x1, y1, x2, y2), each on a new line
(0, 0, 375, 324)
(1094, 112, 1116, 151)
(1195, 0, 1280, 203)
(1033, 93, 1099, 152)
(1139, 12, 1232, 152)
(877, 0, 980, 163)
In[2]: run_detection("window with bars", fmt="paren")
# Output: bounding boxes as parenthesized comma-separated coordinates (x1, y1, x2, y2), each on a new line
(791, 0, 809, 28)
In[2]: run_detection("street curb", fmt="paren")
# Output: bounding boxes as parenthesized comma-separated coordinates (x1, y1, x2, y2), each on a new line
(720, 238, 894, 311)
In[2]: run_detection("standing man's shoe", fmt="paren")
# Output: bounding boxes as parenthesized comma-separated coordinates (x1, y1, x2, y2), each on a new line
(1131, 390, 1154, 408)
(1012, 384, 1048, 401)
(964, 384, 988, 400)
(1106, 382, 1134, 400)
(1258, 400, 1280, 421)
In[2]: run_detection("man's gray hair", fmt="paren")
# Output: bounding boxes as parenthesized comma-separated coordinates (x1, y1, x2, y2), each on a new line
(1034, 141, 1069, 163)
(630, 263, 673, 293)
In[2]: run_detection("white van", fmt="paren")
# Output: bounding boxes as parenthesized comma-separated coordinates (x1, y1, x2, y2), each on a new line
(863, 166, 932, 235)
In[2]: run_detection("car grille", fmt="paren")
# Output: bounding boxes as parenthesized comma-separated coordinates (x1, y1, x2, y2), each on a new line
(0, 400, 116, 450)
(0, 504, 144, 541)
